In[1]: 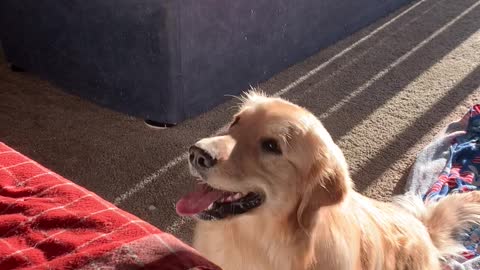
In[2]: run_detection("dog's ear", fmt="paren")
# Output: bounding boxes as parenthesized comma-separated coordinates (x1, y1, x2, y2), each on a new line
(296, 132, 351, 231)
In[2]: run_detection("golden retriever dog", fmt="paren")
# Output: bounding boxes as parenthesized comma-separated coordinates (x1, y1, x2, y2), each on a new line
(176, 91, 480, 270)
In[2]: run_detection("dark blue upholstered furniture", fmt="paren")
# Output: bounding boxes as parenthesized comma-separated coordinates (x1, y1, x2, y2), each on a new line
(0, 0, 412, 124)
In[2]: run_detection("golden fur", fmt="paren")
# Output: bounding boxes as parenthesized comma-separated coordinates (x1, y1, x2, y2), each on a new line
(191, 91, 480, 270)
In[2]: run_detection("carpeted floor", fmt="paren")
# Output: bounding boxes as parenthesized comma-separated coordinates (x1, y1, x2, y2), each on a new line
(1, 0, 479, 243)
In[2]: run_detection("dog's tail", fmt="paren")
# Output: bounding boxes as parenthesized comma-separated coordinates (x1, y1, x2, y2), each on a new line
(395, 191, 480, 257)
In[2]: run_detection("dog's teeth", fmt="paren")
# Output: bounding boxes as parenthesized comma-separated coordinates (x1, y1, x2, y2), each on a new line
(207, 203, 214, 210)
(219, 192, 245, 203)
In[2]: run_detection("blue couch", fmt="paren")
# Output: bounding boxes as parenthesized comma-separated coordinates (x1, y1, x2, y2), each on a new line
(0, 0, 411, 124)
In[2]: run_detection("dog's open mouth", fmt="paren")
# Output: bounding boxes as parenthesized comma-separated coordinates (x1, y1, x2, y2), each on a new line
(176, 182, 264, 221)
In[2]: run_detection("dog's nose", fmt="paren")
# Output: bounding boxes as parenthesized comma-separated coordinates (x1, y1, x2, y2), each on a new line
(189, 145, 217, 169)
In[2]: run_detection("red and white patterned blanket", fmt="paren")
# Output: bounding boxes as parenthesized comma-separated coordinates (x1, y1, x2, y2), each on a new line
(0, 142, 220, 270)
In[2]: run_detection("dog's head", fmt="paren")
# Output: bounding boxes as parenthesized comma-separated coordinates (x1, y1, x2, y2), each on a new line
(176, 91, 352, 228)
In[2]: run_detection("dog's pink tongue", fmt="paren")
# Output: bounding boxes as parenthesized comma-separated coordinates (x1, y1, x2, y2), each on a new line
(176, 183, 224, 216)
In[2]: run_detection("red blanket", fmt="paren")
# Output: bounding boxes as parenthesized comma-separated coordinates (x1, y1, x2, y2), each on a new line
(0, 142, 220, 270)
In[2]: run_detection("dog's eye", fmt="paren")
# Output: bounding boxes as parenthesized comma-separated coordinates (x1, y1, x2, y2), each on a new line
(261, 138, 282, 155)
(230, 116, 240, 128)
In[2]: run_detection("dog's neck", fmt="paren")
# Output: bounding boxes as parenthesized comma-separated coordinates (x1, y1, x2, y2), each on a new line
(308, 190, 414, 270)
(194, 203, 322, 269)
(194, 189, 398, 270)
(239, 190, 383, 269)
(309, 191, 367, 269)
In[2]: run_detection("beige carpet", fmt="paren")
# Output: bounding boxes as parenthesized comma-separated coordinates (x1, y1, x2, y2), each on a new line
(1, 0, 479, 243)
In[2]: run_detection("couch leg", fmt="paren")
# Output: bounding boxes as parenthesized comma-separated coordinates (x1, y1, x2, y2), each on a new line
(144, 119, 176, 129)
(9, 63, 26, 72)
